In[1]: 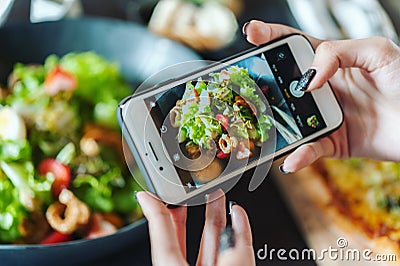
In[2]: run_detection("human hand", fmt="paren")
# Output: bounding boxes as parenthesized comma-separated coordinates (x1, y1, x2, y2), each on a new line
(243, 20, 400, 173)
(136, 190, 255, 266)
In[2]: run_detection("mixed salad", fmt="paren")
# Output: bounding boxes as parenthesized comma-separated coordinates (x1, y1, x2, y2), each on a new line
(0, 52, 142, 244)
(169, 66, 272, 163)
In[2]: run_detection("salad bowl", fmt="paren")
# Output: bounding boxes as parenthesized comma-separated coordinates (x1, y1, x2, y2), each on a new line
(0, 17, 200, 265)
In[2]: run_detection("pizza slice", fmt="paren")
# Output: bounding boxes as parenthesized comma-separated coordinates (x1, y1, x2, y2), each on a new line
(274, 158, 400, 263)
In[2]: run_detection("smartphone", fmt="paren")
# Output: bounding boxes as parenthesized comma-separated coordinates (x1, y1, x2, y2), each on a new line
(118, 34, 343, 205)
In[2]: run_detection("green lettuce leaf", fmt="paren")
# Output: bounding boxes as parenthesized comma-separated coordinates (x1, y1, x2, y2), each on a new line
(0, 140, 31, 162)
(0, 177, 27, 242)
(72, 167, 138, 214)
(0, 160, 52, 242)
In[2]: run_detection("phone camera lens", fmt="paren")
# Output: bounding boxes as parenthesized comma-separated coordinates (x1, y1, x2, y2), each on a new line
(159, 166, 164, 171)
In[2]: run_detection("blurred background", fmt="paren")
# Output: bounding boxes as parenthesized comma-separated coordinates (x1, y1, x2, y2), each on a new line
(3, 0, 400, 57)
(1, 1, 400, 265)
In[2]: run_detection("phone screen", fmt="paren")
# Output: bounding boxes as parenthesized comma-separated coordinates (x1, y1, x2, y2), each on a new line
(144, 43, 326, 192)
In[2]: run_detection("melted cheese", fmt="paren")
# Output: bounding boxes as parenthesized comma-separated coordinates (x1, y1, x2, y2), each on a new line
(323, 158, 400, 240)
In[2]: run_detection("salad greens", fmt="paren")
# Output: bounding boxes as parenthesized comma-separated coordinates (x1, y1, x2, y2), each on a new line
(0, 140, 31, 162)
(44, 53, 130, 129)
(0, 52, 142, 244)
(171, 66, 272, 160)
(0, 177, 27, 242)
(0, 138, 52, 242)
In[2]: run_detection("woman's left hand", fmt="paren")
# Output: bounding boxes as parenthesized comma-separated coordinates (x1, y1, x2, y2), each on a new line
(136, 190, 255, 266)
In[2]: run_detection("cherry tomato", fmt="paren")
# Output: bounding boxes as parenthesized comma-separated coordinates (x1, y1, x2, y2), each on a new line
(216, 150, 229, 159)
(44, 65, 77, 96)
(40, 231, 72, 245)
(215, 114, 229, 131)
(38, 158, 71, 197)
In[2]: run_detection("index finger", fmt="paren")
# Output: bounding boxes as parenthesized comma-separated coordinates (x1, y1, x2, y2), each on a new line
(217, 204, 255, 266)
(197, 189, 227, 266)
(169, 205, 188, 258)
(244, 20, 322, 49)
(136, 192, 186, 265)
(231, 205, 252, 248)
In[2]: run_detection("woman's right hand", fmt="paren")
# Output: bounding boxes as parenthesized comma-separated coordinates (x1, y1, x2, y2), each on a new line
(244, 20, 400, 173)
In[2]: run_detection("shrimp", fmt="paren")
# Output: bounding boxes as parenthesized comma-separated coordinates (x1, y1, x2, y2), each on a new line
(46, 189, 91, 235)
(218, 134, 238, 154)
(234, 95, 257, 115)
(236, 140, 254, 160)
(170, 106, 182, 128)
(80, 137, 100, 157)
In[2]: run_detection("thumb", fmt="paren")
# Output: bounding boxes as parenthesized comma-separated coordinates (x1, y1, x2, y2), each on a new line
(305, 37, 397, 91)
(281, 136, 335, 173)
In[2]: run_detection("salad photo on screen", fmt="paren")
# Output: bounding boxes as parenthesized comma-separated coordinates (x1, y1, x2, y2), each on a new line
(149, 53, 303, 187)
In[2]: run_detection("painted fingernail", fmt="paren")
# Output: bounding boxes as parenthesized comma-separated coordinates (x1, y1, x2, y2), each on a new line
(134, 191, 141, 206)
(229, 201, 237, 216)
(219, 226, 235, 253)
(279, 163, 290, 175)
(295, 68, 317, 91)
(242, 21, 251, 37)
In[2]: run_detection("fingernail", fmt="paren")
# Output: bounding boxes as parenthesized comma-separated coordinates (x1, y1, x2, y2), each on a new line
(204, 193, 209, 203)
(134, 191, 140, 206)
(219, 226, 235, 253)
(279, 163, 290, 175)
(207, 189, 224, 203)
(295, 68, 317, 91)
(242, 21, 250, 37)
(229, 201, 237, 216)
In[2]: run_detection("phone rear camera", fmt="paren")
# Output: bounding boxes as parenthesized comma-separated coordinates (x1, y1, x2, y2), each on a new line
(159, 166, 164, 171)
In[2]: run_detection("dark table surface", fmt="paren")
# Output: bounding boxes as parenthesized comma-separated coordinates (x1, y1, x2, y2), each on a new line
(5, 1, 315, 265)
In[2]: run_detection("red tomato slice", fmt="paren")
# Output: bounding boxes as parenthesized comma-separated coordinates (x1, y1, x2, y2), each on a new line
(194, 89, 199, 98)
(215, 114, 229, 131)
(40, 231, 72, 245)
(38, 158, 71, 197)
(44, 65, 77, 96)
(216, 150, 229, 159)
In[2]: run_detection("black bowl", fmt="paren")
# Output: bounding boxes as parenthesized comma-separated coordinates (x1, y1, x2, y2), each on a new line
(0, 17, 201, 265)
